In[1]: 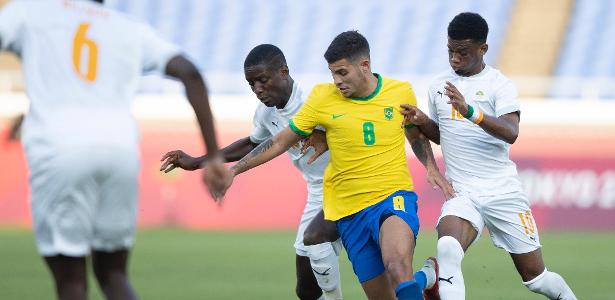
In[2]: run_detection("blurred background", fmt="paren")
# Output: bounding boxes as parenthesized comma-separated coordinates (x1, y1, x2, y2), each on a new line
(0, 0, 613, 299)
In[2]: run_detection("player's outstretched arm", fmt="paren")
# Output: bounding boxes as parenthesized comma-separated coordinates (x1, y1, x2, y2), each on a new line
(165, 55, 220, 155)
(206, 127, 301, 200)
(400, 104, 441, 144)
(231, 127, 301, 176)
(405, 126, 455, 200)
(444, 81, 519, 144)
(160, 137, 258, 173)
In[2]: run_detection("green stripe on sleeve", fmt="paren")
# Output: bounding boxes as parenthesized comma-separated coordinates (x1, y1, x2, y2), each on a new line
(404, 123, 415, 129)
(289, 120, 310, 137)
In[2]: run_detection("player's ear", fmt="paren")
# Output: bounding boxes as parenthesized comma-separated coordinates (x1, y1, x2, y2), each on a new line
(480, 43, 488, 55)
(359, 58, 370, 73)
(279, 64, 289, 78)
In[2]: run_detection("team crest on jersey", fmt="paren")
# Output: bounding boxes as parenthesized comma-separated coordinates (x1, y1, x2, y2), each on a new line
(475, 90, 487, 100)
(384, 107, 394, 120)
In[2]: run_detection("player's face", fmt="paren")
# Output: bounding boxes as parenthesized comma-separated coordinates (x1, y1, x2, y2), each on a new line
(328, 58, 370, 98)
(244, 63, 289, 108)
(447, 38, 488, 76)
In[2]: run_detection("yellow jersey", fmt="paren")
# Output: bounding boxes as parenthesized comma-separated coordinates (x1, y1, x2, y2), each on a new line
(290, 74, 417, 220)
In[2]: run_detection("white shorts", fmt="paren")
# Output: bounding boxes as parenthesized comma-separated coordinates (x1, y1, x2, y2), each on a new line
(437, 188, 541, 254)
(294, 192, 341, 259)
(28, 146, 139, 257)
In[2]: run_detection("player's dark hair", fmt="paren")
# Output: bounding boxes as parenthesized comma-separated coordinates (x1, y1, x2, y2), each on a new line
(448, 12, 489, 43)
(244, 44, 287, 69)
(324, 30, 370, 64)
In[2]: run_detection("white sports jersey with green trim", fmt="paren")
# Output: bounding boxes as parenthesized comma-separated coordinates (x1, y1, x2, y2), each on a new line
(250, 82, 329, 197)
(0, 0, 180, 154)
(428, 65, 521, 194)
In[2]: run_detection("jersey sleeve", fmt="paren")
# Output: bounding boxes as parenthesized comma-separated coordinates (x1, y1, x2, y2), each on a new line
(405, 82, 418, 106)
(249, 108, 272, 144)
(0, 1, 26, 54)
(138, 23, 182, 74)
(289, 87, 321, 137)
(427, 83, 440, 125)
(494, 79, 520, 117)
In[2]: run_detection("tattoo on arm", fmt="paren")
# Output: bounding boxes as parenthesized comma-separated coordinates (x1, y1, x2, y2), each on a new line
(407, 129, 436, 168)
(230, 138, 274, 175)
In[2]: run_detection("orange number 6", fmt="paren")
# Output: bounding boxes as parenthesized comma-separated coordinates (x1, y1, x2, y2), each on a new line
(72, 23, 98, 82)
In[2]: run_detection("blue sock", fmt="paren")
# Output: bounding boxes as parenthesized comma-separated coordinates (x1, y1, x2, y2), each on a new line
(414, 270, 427, 289)
(395, 280, 423, 300)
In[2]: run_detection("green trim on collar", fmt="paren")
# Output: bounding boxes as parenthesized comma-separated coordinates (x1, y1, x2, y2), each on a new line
(351, 73, 382, 101)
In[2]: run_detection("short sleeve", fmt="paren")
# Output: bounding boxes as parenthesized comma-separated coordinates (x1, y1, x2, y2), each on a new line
(494, 79, 520, 117)
(289, 87, 321, 137)
(138, 23, 181, 74)
(0, 1, 27, 53)
(427, 84, 440, 125)
(405, 82, 418, 106)
(249, 109, 272, 144)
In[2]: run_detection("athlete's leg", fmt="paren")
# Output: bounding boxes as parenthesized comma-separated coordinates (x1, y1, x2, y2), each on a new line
(433, 193, 483, 300)
(31, 151, 96, 300)
(296, 195, 343, 300)
(44, 255, 87, 300)
(296, 255, 323, 300)
(92, 249, 137, 300)
(511, 249, 576, 299)
(360, 272, 396, 300)
(303, 210, 339, 246)
(482, 191, 577, 300)
(379, 215, 424, 300)
(303, 210, 343, 299)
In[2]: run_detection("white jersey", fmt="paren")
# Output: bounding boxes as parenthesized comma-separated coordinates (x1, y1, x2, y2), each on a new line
(428, 65, 522, 194)
(250, 82, 328, 196)
(0, 0, 180, 157)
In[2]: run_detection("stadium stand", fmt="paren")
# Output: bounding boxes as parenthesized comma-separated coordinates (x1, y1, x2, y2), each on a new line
(105, 0, 514, 77)
(552, 0, 615, 99)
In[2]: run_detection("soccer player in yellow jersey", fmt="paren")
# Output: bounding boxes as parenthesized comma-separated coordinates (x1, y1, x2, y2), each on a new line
(207, 31, 454, 300)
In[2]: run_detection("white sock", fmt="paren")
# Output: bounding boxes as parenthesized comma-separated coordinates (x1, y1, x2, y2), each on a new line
(524, 269, 577, 300)
(437, 236, 466, 300)
(308, 243, 343, 300)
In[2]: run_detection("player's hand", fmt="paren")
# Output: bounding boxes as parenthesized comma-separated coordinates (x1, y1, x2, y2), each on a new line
(301, 129, 329, 164)
(160, 150, 200, 172)
(426, 168, 456, 200)
(202, 155, 234, 202)
(444, 81, 468, 116)
(400, 104, 429, 126)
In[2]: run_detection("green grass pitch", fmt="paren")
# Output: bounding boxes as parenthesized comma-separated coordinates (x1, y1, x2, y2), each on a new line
(0, 229, 610, 299)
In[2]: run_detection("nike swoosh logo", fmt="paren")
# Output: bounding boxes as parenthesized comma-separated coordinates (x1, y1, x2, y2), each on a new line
(332, 114, 345, 119)
(312, 267, 331, 276)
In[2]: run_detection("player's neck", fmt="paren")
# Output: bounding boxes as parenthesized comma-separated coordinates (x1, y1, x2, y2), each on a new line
(276, 77, 294, 109)
(464, 62, 486, 77)
(356, 73, 379, 98)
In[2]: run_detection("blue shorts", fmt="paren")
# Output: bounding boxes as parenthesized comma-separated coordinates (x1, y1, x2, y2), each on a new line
(336, 190, 419, 283)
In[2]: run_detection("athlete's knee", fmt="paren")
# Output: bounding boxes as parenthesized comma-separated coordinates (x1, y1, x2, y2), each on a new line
(304, 222, 337, 246)
(437, 236, 464, 266)
(303, 229, 326, 246)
